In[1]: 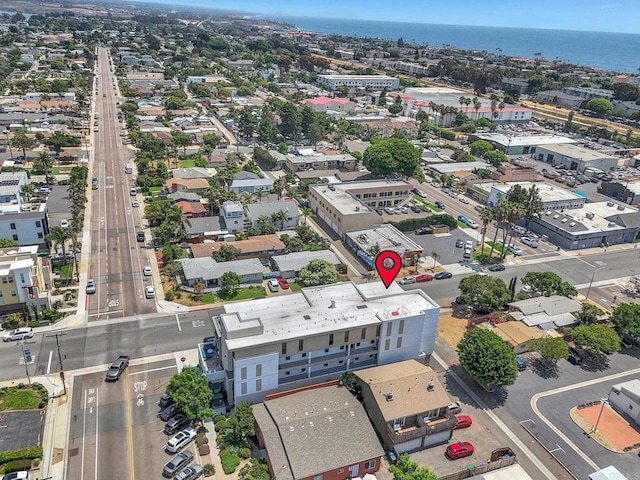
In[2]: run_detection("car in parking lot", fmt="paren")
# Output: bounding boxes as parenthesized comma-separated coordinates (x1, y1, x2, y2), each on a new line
(86, 278, 96, 294)
(455, 239, 464, 248)
(143, 266, 152, 276)
(400, 207, 409, 214)
(465, 240, 473, 249)
(278, 277, 290, 289)
(60, 219, 69, 228)
(164, 414, 192, 435)
(414, 227, 432, 235)
(159, 404, 181, 422)
(487, 263, 505, 271)
(463, 249, 472, 259)
(145, 286, 156, 299)
(159, 393, 174, 408)
(163, 451, 194, 477)
(445, 441, 474, 460)
(384, 207, 395, 215)
(434, 272, 452, 280)
(410, 205, 422, 213)
(1, 472, 30, 480)
(508, 245, 523, 255)
(173, 464, 203, 480)
(165, 427, 197, 454)
(399, 276, 416, 285)
(521, 237, 539, 248)
(454, 415, 473, 429)
(416, 273, 434, 282)
(3, 327, 34, 342)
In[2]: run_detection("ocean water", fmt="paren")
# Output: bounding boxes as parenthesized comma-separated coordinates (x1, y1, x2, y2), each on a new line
(263, 15, 640, 73)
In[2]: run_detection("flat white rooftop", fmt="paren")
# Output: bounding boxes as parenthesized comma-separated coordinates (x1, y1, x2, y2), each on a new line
(346, 224, 422, 254)
(311, 179, 411, 215)
(480, 181, 584, 203)
(539, 143, 617, 161)
(473, 133, 576, 147)
(221, 281, 439, 351)
(540, 201, 640, 234)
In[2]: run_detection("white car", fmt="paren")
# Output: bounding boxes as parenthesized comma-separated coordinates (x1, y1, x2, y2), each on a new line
(465, 240, 474, 249)
(132, 200, 139, 207)
(145, 286, 155, 299)
(60, 219, 69, 228)
(458, 197, 470, 204)
(466, 220, 478, 229)
(86, 279, 96, 294)
(165, 427, 197, 454)
(521, 285, 533, 293)
(143, 266, 152, 276)
(399, 276, 416, 285)
(508, 245, 523, 255)
(1, 472, 30, 480)
(521, 237, 539, 248)
(3, 327, 34, 342)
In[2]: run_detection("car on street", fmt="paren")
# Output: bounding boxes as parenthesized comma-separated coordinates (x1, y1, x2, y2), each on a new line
(60, 219, 69, 228)
(132, 200, 139, 207)
(458, 197, 470, 204)
(434, 272, 452, 280)
(105, 355, 129, 382)
(414, 227, 432, 235)
(455, 239, 464, 248)
(466, 220, 478, 229)
(399, 276, 416, 285)
(86, 279, 96, 294)
(435, 201, 445, 209)
(445, 441, 474, 460)
(417, 190, 427, 198)
(173, 465, 203, 480)
(454, 415, 473, 429)
(457, 214, 469, 224)
(163, 451, 194, 477)
(278, 277, 290, 289)
(165, 427, 197, 454)
(474, 205, 485, 212)
(145, 286, 156, 299)
(487, 264, 505, 271)
(3, 327, 34, 342)
(143, 266, 152, 276)
(159, 404, 181, 422)
(159, 393, 174, 408)
(415, 273, 434, 282)
(1, 472, 30, 480)
(164, 414, 192, 435)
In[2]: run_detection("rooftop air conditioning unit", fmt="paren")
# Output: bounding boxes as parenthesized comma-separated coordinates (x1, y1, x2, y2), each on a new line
(585, 212, 595, 219)
(607, 201, 614, 207)
(561, 218, 568, 223)
(569, 222, 576, 227)
(553, 214, 559, 219)
(618, 205, 625, 211)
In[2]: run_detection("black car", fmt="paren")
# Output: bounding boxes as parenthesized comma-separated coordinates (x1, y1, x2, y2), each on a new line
(434, 272, 452, 280)
(488, 264, 506, 272)
(455, 239, 464, 248)
(414, 227, 432, 235)
(568, 346, 583, 365)
(411, 205, 422, 213)
(159, 393, 174, 408)
(435, 201, 445, 209)
(164, 414, 191, 435)
(158, 404, 181, 422)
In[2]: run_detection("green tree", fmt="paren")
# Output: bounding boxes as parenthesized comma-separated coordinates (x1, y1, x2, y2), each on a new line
(171, 131, 192, 157)
(46, 226, 71, 263)
(217, 243, 241, 261)
(219, 271, 241, 296)
(473, 168, 492, 179)
(11, 129, 34, 163)
(389, 454, 437, 480)
(526, 337, 569, 362)
(458, 274, 510, 312)
(483, 149, 507, 167)
(3, 312, 24, 329)
(577, 303, 605, 324)
(362, 138, 421, 178)
(0, 238, 18, 247)
(469, 140, 493, 157)
(21, 183, 35, 202)
(287, 237, 304, 252)
(258, 106, 278, 146)
(166, 366, 213, 421)
(298, 259, 338, 287)
(458, 328, 518, 388)
(388, 102, 403, 115)
(521, 271, 577, 297)
(223, 402, 255, 446)
(571, 323, 620, 354)
(611, 303, 640, 339)
(33, 151, 54, 185)
(202, 133, 221, 149)
(585, 98, 614, 116)
(613, 83, 640, 101)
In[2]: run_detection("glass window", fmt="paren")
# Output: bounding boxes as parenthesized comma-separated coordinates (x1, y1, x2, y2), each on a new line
(256, 364, 262, 376)
(255, 379, 262, 391)
(240, 382, 247, 395)
(240, 367, 247, 380)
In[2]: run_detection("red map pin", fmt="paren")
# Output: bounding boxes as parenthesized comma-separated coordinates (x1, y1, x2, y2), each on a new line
(375, 250, 403, 289)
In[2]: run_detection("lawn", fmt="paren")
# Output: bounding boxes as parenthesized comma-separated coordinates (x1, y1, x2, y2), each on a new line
(0, 388, 41, 411)
(457, 221, 469, 229)
(220, 286, 266, 301)
(148, 187, 163, 197)
(290, 282, 302, 292)
(179, 159, 196, 168)
(58, 263, 74, 278)
(200, 293, 216, 303)
(481, 242, 510, 257)
(426, 203, 442, 212)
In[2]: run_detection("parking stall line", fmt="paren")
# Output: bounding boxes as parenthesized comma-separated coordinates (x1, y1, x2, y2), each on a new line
(175, 314, 182, 332)
(128, 365, 175, 376)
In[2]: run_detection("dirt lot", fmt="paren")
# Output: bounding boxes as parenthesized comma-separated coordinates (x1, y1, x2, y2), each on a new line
(437, 309, 470, 350)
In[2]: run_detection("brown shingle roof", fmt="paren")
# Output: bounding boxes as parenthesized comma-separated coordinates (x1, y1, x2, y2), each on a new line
(493, 321, 541, 347)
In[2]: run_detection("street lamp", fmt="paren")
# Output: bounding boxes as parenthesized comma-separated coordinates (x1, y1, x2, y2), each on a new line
(585, 265, 606, 300)
(590, 398, 609, 434)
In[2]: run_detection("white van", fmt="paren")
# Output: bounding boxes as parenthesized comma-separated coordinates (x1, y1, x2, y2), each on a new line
(125, 163, 133, 174)
(267, 279, 280, 292)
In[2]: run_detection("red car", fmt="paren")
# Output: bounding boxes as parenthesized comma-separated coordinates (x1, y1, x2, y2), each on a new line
(415, 273, 434, 282)
(278, 278, 290, 289)
(445, 441, 474, 460)
(454, 415, 473, 429)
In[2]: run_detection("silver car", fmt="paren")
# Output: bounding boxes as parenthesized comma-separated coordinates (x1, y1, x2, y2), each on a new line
(173, 465, 203, 480)
(163, 451, 193, 478)
(3, 327, 34, 342)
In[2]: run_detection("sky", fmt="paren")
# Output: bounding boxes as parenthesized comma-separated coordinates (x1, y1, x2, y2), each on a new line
(130, 0, 640, 34)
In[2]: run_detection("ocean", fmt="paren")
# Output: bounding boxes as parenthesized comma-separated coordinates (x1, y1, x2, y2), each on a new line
(261, 15, 640, 74)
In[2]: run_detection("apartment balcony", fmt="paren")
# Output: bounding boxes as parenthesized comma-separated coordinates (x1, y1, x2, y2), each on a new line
(278, 372, 308, 385)
(279, 357, 309, 369)
(386, 412, 456, 444)
(349, 357, 378, 369)
(348, 344, 378, 356)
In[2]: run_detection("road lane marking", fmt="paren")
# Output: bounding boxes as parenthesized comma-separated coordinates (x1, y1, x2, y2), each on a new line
(125, 369, 135, 480)
(129, 365, 176, 376)
(46, 350, 53, 375)
(175, 314, 182, 332)
(81, 389, 87, 480)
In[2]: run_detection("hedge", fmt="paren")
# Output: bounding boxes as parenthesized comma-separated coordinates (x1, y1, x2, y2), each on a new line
(0, 459, 33, 474)
(391, 213, 457, 232)
(198, 444, 210, 456)
(0, 446, 43, 465)
(220, 449, 240, 474)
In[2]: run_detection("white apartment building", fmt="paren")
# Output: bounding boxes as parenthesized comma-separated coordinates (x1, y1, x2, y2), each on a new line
(318, 75, 401, 91)
(0, 204, 49, 251)
(204, 281, 440, 405)
(0, 245, 52, 314)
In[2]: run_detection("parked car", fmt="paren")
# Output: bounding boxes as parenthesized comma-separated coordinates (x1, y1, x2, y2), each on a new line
(454, 415, 473, 429)
(3, 327, 34, 342)
(434, 272, 452, 280)
(466, 220, 478, 229)
(417, 190, 427, 198)
(448, 401, 462, 414)
(132, 200, 139, 207)
(465, 240, 474, 249)
(143, 266, 152, 276)
(414, 227, 432, 235)
(163, 451, 194, 478)
(60, 219, 69, 228)
(164, 414, 192, 435)
(458, 197, 470, 204)
(159, 404, 181, 422)
(508, 245, 523, 256)
(474, 205, 485, 212)
(568, 346, 583, 365)
(463, 250, 472, 259)
(384, 207, 395, 215)
(487, 264, 505, 272)
(400, 207, 409, 214)
(521, 285, 533, 293)
(278, 278, 290, 290)
(435, 201, 445, 209)
(86, 279, 96, 294)
(455, 239, 464, 248)
(399, 276, 416, 285)
(516, 356, 527, 371)
(446, 441, 474, 460)
(1, 472, 30, 480)
(165, 427, 197, 454)
(173, 465, 203, 480)
(521, 237, 539, 248)
(457, 214, 469, 224)
(415, 274, 434, 282)
(410, 205, 422, 213)
(159, 393, 174, 408)
(621, 335, 634, 349)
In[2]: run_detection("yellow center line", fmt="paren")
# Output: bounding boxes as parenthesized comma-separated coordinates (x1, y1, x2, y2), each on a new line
(125, 369, 136, 480)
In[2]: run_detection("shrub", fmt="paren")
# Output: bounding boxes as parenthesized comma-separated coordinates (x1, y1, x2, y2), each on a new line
(0, 459, 33, 474)
(238, 447, 251, 459)
(214, 414, 227, 424)
(0, 445, 43, 464)
(203, 463, 215, 475)
(197, 425, 209, 435)
(37, 401, 46, 409)
(198, 444, 210, 456)
(221, 449, 241, 474)
(214, 419, 228, 432)
(196, 434, 209, 447)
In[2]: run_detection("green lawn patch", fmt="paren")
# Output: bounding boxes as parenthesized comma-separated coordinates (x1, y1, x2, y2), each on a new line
(457, 221, 469, 229)
(426, 203, 441, 212)
(58, 263, 74, 278)
(0, 389, 41, 411)
(290, 282, 302, 292)
(200, 293, 216, 303)
(220, 286, 266, 301)
(483, 242, 511, 256)
(179, 159, 196, 168)
(303, 243, 327, 251)
(148, 186, 163, 197)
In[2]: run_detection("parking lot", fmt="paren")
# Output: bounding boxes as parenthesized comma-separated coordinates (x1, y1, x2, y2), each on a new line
(0, 410, 45, 451)
(66, 358, 200, 480)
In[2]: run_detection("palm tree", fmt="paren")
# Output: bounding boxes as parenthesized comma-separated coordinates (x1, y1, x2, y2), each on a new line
(34, 151, 54, 185)
(271, 210, 289, 231)
(459, 96, 465, 112)
(46, 226, 71, 264)
(272, 177, 287, 200)
(501, 202, 525, 260)
(430, 251, 439, 270)
(254, 187, 266, 203)
(479, 207, 494, 256)
(472, 97, 481, 120)
(239, 191, 252, 205)
(21, 183, 35, 203)
(498, 101, 505, 121)
(488, 203, 507, 258)
(204, 187, 222, 215)
(490, 99, 498, 122)
(464, 97, 472, 114)
(300, 207, 312, 225)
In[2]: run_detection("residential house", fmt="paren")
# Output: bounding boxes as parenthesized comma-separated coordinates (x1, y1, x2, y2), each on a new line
(164, 178, 210, 195)
(179, 257, 265, 288)
(202, 235, 286, 262)
(176, 200, 207, 218)
(244, 200, 299, 230)
(170, 167, 214, 179)
(507, 295, 581, 331)
(167, 192, 202, 204)
(253, 382, 384, 480)
(213, 281, 440, 405)
(355, 360, 457, 453)
(492, 321, 543, 355)
(0, 203, 49, 251)
(270, 250, 341, 279)
(184, 216, 227, 242)
(453, 170, 478, 183)
(356, 119, 419, 139)
(0, 245, 52, 315)
(230, 171, 273, 194)
(219, 201, 245, 234)
(0, 172, 28, 205)
(285, 153, 357, 173)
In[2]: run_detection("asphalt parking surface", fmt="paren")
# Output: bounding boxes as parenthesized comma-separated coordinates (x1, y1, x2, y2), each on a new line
(0, 409, 46, 450)
(407, 229, 480, 266)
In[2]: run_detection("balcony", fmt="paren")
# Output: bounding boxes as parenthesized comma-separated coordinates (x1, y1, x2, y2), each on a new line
(386, 411, 456, 444)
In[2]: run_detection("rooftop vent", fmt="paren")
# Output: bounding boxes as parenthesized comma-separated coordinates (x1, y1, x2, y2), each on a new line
(329, 300, 336, 309)
(356, 304, 368, 310)
(585, 212, 595, 220)
(385, 392, 394, 401)
(569, 222, 576, 227)
(553, 214, 559, 219)
(618, 205, 626, 211)
(561, 218, 568, 223)
(328, 184, 336, 191)
(545, 211, 552, 216)
(427, 382, 434, 392)
(303, 315, 311, 320)
(607, 201, 614, 207)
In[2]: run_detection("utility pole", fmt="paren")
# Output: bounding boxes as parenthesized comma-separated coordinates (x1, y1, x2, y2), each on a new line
(45, 332, 68, 396)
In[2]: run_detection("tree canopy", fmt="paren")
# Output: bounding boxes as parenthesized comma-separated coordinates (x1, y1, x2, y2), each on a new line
(458, 274, 510, 312)
(298, 259, 338, 287)
(585, 98, 614, 116)
(363, 138, 422, 179)
(458, 328, 518, 387)
(611, 303, 640, 339)
(219, 271, 241, 296)
(389, 454, 437, 480)
(469, 140, 493, 157)
(166, 366, 213, 421)
(521, 271, 577, 298)
(526, 337, 569, 362)
(571, 323, 620, 354)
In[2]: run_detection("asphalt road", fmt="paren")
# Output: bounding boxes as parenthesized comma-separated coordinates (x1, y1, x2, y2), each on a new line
(88, 47, 156, 320)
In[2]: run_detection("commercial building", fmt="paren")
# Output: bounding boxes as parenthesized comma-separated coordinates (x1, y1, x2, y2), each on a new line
(355, 360, 456, 453)
(301, 96, 357, 113)
(270, 250, 341, 279)
(253, 381, 384, 480)
(608, 380, 640, 427)
(599, 178, 640, 205)
(468, 182, 586, 210)
(211, 281, 440, 404)
(426, 162, 491, 177)
(309, 180, 413, 237)
(284, 152, 357, 173)
(468, 133, 576, 156)
(0, 245, 52, 314)
(491, 164, 539, 183)
(318, 74, 400, 91)
(535, 144, 621, 172)
(345, 224, 423, 269)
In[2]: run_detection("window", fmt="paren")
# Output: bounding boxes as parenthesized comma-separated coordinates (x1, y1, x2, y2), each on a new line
(361, 328, 366, 340)
(386, 323, 392, 336)
(364, 460, 376, 470)
(37, 233, 43, 239)
(324, 349, 329, 353)
(298, 339, 304, 352)
(328, 333, 334, 346)
(285, 371, 290, 376)
(255, 379, 262, 391)
(301, 353, 307, 358)
(240, 383, 247, 395)
(240, 367, 247, 380)
(9, 223, 15, 230)
(35, 221, 41, 228)
(10, 290, 17, 297)
(19, 273, 25, 284)
(256, 364, 262, 376)
(376, 325, 381, 337)
(12, 235, 17, 241)
(2, 277, 7, 284)
(314, 475, 323, 480)
(344, 331, 349, 343)
(396, 337, 403, 349)
(285, 356, 290, 361)
(399, 319, 404, 334)
(384, 339, 390, 351)
(282, 343, 287, 355)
